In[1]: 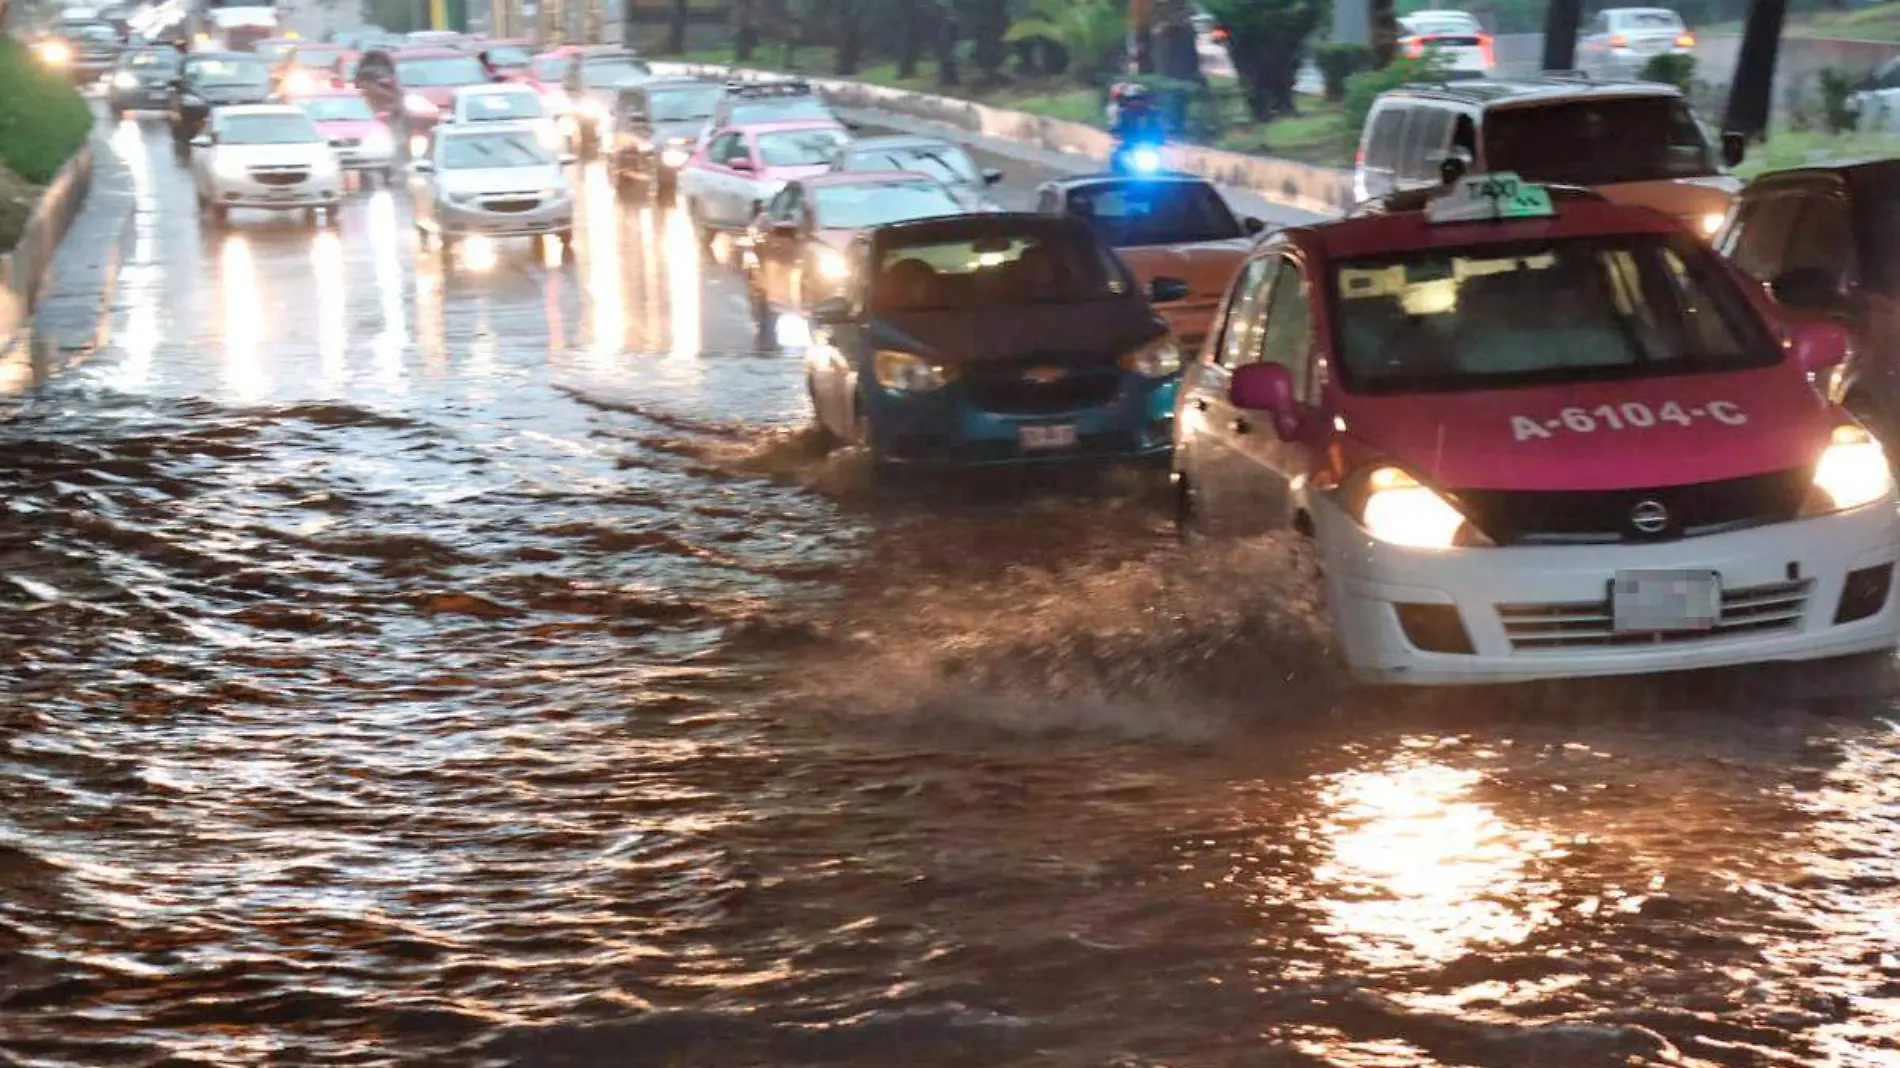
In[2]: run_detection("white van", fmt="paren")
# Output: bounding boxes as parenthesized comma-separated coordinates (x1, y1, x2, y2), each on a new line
(1353, 76, 1744, 237)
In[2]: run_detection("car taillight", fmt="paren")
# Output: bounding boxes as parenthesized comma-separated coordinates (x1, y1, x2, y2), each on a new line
(1403, 36, 1423, 57)
(1608, 32, 1628, 47)
(1479, 32, 1495, 66)
(1675, 32, 1696, 47)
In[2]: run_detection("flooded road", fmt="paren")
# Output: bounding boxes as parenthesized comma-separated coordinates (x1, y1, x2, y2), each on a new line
(7, 117, 1900, 1067)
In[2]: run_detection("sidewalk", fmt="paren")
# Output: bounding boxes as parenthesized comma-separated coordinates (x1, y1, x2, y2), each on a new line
(0, 115, 137, 406)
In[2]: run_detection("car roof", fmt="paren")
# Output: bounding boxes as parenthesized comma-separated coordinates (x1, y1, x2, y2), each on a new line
(1380, 74, 1682, 108)
(1604, 6, 1681, 15)
(634, 77, 718, 91)
(1287, 195, 1686, 261)
(872, 211, 1094, 245)
(392, 47, 466, 58)
(797, 170, 948, 190)
(186, 51, 259, 62)
(727, 118, 845, 134)
(1741, 158, 1900, 191)
(456, 82, 536, 94)
(437, 119, 543, 136)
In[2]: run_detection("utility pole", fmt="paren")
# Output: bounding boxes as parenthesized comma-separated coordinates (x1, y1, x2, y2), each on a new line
(1129, 0, 1150, 73)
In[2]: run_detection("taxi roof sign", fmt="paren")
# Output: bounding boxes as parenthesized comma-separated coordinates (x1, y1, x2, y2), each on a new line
(1425, 172, 1555, 224)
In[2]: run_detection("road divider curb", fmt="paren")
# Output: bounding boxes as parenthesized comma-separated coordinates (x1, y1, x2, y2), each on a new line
(651, 62, 1352, 218)
(0, 142, 96, 398)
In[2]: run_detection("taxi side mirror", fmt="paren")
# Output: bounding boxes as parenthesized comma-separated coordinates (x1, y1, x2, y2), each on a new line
(1243, 216, 1265, 235)
(1229, 361, 1301, 441)
(982, 167, 1002, 185)
(729, 156, 754, 172)
(1787, 319, 1850, 375)
(1150, 276, 1190, 303)
(410, 158, 434, 173)
(1721, 131, 1746, 169)
(189, 132, 213, 147)
(811, 296, 853, 324)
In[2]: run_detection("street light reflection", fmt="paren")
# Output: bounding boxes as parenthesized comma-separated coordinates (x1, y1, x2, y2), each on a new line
(312, 229, 347, 389)
(1311, 754, 1556, 969)
(581, 163, 622, 367)
(366, 190, 408, 392)
(109, 116, 160, 391)
(661, 205, 701, 361)
(219, 235, 267, 400)
(461, 234, 497, 273)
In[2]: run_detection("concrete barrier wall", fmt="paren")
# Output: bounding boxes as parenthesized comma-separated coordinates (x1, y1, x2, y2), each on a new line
(653, 62, 1354, 218)
(0, 144, 94, 351)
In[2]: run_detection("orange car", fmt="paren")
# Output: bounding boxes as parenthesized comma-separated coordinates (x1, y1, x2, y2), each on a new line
(1036, 172, 1265, 352)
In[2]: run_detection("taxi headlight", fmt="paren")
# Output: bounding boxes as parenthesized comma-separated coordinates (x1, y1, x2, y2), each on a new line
(1119, 334, 1181, 377)
(403, 92, 438, 116)
(111, 70, 139, 90)
(1359, 466, 1477, 550)
(538, 185, 568, 201)
(36, 41, 71, 65)
(449, 190, 481, 205)
(660, 146, 690, 168)
(873, 349, 956, 392)
(1700, 211, 1725, 236)
(283, 70, 314, 95)
(1812, 424, 1894, 512)
(815, 247, 850, 281)
(363, 127, 394, 154)
(214, 155, 246, 180)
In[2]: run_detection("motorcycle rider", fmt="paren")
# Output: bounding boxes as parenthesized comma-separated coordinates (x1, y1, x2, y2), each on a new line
(1106, 81, 1165, 173)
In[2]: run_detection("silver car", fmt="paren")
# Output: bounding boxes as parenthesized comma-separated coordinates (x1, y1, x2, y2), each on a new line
(409, 121, 576, 257)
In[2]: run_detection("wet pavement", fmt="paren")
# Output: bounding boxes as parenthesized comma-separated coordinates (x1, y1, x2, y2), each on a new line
(6, 115, 1900, 1068)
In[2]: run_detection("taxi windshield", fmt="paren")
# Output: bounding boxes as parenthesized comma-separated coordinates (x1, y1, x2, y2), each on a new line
(484, 44, 531, 67)
(1483, 97, 1717, 185)
(873, 227, 1130, 311)
(757, 127, 848, 167)
(127, 49, 180, 69)
(532, 56, 571, 81)
(300, 94, 374, 121)
(1330, 233, 1775, 394)
(219, 113, 322, 144)
(648, 86, 721, 121)
(396, 54, 486, 86)
(1065, 180, 1243, 246)
(812, 181, 962, 229)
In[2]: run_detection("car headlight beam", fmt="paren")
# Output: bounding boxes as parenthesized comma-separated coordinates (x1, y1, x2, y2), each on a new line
(1119, 334, 1181, 377)
(1813, 423, 1894, 512)
(1359, 466, 1472, 550)
(873, 349, 955, 392)
(815, 248, 851, 281)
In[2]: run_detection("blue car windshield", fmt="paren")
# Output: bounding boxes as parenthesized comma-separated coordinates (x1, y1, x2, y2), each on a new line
(873, 229, 1129, 310)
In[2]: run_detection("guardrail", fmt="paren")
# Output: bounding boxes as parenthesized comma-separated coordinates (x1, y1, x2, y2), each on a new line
(0, 142, 95, 389)
(652, 62, 1354, 218)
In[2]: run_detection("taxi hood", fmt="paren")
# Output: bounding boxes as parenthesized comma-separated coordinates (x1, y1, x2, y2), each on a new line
(1339, 366, 1837, 491)
(314, 118, 385, 138)
(1594, 174, 1741, 227)
(874, 299, 1162, 365)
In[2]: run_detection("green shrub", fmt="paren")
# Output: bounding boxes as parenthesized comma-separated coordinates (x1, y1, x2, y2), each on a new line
(1315, 42, 1375, 101)
(0, 35, 93, 185)
(1819, 66, 1860, 134)
(1637, 52, 1696, 93)
(1343, 50, 1451, 140)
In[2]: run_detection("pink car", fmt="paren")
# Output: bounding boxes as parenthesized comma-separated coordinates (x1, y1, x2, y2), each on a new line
(1174, 177, 1900, 686)
(296, 89, 398, 181)
(676, 118, 850, 246)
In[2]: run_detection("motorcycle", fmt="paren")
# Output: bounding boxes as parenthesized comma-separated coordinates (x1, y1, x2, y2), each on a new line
(1109, 134, 1165, 176)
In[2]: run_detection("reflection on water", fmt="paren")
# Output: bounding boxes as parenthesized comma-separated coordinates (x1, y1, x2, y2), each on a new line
(313, 229, 347, 390)
(1311, 748, 1557, 970)
(366, 189, 408, 392)
(218, 235, 267, 400)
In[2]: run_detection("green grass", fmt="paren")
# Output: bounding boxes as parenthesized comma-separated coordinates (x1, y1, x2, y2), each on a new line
(1708, 0, 1900, 40)
(671, 45, 1356, 168)
(1733, 126, 1900, 177)
(0, 35, 93, 249)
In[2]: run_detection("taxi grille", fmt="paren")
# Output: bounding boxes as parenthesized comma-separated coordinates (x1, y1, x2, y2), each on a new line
(963, 361, 1121, 415)
(250, 169, 309, 186)
(1451, 468, 1810, 546)
(1496, 579, 1811, 652)
(328, 137, 361, 149)
(482, 197, 541, 214)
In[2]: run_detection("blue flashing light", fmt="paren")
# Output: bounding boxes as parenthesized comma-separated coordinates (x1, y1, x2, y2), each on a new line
(1129, 146, 1162, 174)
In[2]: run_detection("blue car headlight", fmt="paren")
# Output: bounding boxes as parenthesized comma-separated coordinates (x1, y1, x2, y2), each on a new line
(874, 349, 957, 392)
(1118, 334, 1181, 377)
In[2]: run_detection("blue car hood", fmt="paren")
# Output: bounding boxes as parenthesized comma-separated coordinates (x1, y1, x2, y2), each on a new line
(871, 300, 1163, 365)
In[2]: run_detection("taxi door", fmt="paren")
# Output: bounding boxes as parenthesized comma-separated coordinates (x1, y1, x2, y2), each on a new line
(755, 184, 806, 310)
(1179, 254, 1271, 533)
(1186, 252, 1315, 533)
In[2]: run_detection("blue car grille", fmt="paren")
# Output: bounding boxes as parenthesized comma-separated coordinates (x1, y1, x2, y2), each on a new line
(962, 364, 1121, 415)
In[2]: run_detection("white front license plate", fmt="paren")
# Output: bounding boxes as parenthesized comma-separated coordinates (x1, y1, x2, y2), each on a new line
(264, 190, 297, 200)
(1018, 424, 1078, 451)
(1612, 569, 1720, 633)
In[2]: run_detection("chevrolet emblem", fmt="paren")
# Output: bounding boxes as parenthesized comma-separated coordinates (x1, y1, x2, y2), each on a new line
(1023, 365, 1067, 384)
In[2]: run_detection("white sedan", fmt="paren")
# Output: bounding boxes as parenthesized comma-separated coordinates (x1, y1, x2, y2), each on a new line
(192, 104, 344, 227)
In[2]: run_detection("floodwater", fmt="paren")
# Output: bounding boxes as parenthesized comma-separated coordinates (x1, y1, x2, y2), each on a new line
(6, 117, 1900, 1068)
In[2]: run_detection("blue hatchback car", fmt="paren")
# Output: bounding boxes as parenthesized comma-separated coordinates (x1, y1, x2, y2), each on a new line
(803, 213, 1188, 467)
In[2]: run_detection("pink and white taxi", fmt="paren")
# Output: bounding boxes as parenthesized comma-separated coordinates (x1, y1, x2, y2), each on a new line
(676, 118, 850, 249)
(1173, 175, 1900, 685)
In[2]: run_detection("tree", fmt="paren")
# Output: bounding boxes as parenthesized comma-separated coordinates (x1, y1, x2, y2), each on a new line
(732, 0, 760, 61)
(1203, 0, 1325, 120)
(832, 0, 875, 73)
(959, 0, 1012, 84)
(935, 0, 960, 87)
(665, 0, 688, 53)
(896, 0, 924, 78)
(1149, 0, 1202, 83)
(1004, 0, 1126, 85)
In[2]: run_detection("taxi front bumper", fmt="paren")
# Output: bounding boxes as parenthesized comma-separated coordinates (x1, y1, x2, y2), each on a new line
(437, 195, 573, 238)
(210, 172, 344, 210)
(1316, 494, 1900, 686)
